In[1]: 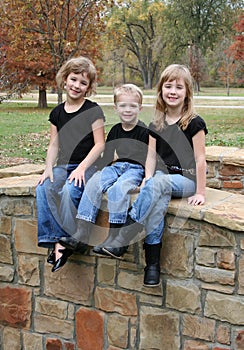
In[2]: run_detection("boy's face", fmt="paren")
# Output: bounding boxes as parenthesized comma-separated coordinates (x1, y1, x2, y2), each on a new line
(115, 93, 142, 126)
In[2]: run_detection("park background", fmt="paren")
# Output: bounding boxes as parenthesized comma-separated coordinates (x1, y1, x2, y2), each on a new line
(0, 0, 243, 167)
(0, 2, 244, 349)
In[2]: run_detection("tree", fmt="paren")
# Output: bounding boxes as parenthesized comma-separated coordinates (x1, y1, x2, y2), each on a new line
(0, 0, 111, 107)
(105, 0, 166, 89)
(215, 36, 236, 95)
(0, 53, 29, 103)
(219, 12, 244, 90)
(164, 0, 243, 92)
(227, 13, 244, 62)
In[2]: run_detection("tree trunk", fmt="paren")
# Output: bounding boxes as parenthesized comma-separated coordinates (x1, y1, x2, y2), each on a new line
(226, 64, 230, 96)
(141, 65, 153, 89)
(38, 84, 48, 108)
(194, 80, 200, 94)
(143, 78, 153, 89)
(122, 61, 126, 84)
(57, 87, 63, 104)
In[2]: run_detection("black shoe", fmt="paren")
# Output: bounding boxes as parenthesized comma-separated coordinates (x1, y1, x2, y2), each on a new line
(92, 245, 111, 257)
(51, 248, 73, 272)
(59, 236, 88, 253)
(102, 246, 128, 259)
(143, 264, 160, 287)
(47, 249, 55, 265)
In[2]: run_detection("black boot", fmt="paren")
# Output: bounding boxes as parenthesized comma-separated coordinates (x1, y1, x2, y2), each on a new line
(59, 219, 90, 252)
(143, 243, 161, 287)
(102, 216, 143, 259)
(93, 223, 123, 256)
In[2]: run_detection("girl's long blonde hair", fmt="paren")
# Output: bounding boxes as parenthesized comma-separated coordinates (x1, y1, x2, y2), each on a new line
(153, 64, 196, 131)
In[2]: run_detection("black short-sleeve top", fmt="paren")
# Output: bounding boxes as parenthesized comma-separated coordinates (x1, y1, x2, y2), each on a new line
(49, 99, 105, 165)
(149, 115, 208, 180)
(100, 120, 149, 167)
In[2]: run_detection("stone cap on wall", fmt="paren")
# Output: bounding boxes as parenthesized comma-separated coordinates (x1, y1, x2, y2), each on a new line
(206, 146, 244, 166)
(0, 171, 243, 233)
(0, 163, 45, 178)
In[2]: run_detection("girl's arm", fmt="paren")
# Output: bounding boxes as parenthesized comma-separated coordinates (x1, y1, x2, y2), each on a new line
(188, 129, 207, 205)
(38, 124, 59, 184)
(98, 129, 115, 168)
(140, 135, 157, 188)
(69, 118, 105, 187)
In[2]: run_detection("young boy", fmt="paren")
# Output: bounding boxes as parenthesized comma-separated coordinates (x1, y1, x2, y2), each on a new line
(59, 84, 149, 255)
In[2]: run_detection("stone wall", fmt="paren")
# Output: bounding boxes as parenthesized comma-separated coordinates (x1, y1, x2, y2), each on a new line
(0, 169, 244, 350)
(206, 146, 244, 194)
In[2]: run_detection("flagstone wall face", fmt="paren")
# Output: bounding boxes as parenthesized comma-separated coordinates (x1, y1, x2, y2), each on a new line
(0, 173, 244, 349)
(206, 146, 244, 194)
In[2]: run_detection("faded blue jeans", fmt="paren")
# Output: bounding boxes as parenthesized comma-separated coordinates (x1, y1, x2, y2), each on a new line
(129, 170, 196, 244)
(77, 162, 144, 224)
(36, 164, 96, 248)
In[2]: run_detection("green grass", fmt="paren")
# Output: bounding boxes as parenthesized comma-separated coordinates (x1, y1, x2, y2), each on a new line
(0, 91, 243, 167)
(0, 105, 50, 164)
(197, 107, 244, 147)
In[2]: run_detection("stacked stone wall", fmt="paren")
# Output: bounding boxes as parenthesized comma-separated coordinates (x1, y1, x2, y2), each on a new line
(206, 146, 244, 194)
(0, 172, 244, 349)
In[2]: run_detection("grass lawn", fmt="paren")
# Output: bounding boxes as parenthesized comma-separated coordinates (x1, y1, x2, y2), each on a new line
(0, 88, 243, 167)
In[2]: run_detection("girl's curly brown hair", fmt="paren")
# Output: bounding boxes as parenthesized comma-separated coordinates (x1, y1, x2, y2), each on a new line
(56, 56, 97, 97)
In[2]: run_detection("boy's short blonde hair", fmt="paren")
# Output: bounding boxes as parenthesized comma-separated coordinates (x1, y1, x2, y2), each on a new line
(56, 56, 97, 96)
(114, 84, 143, 104)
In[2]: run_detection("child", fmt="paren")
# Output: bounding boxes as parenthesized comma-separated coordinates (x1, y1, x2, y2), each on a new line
(101, 64, 208, 287)
(36, 56, 105, 272)
(59, 84, 149, 254)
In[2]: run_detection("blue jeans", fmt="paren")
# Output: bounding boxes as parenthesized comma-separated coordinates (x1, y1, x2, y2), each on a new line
(77, 162, 144, 224)
(129, 170, 196, 244)
(36, 164, 96, 248)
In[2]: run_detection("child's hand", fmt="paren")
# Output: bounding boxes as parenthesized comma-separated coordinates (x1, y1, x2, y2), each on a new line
(140, 177, 152, 189)
(187, 194, 205, 206)
(38, 169, 53, 185)
(69, 166, 85, 187)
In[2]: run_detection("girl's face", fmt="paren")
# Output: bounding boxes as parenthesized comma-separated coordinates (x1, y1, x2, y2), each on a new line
(65, 72, 90, 101)
(115, 93, 142, 126)
(162, 77, 187, 109)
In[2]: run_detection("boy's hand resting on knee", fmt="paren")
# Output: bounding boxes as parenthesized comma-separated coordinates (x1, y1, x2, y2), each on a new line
(188, 193, 205, 206)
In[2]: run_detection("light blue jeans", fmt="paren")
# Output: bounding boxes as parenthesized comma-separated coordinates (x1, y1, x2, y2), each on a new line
(77, 162, 144, 224)
(36, 164, 96, 248)
(129, 170, 196, 244)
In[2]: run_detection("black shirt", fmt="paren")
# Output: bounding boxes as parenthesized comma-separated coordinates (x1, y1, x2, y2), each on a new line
(149, 115, 208, 180)
(100, 120, 149, 168)
(49, 99, 105, 165)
